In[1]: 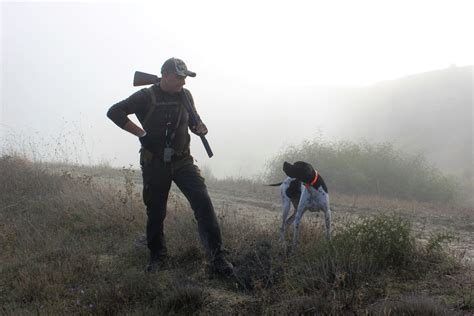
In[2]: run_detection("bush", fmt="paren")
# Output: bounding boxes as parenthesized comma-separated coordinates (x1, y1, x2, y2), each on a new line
(265, 138, 457, 202)
(342, 215, 413, 269)
(286, 215, 415, 293)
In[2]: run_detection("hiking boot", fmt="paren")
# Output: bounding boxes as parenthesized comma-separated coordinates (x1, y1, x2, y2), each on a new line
(211, 255, 234, 277)
(146, 253, 167, 273)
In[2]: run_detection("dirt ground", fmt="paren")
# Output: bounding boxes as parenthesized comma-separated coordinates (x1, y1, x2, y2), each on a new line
(36, 165, 472, 314)
(65, 166, 474, 265)
(204, 183, 474, 265)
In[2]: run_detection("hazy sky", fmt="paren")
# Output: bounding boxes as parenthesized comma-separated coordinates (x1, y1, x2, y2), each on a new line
(1, 0, 473, 177)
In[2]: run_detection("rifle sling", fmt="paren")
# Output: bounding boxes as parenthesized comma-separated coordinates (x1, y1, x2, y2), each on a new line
(180, 90, 199, 126)
(142, 87, 157, 130)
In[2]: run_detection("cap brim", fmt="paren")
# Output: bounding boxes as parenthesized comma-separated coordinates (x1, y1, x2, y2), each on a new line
(174, 68, 196, 77)
(184, 70, 196, 77)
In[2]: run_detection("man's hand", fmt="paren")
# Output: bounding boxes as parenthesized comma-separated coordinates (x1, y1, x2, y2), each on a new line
(139, 133, 153, 150)
(191, 122, 208, 136)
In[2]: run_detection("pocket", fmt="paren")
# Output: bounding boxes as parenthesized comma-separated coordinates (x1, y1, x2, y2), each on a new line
(141, 159, 155, 206)
(143, 182, 151, 206)
(140, 148, 154, 167)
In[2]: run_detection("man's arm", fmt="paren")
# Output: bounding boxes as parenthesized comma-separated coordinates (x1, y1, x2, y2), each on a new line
(183, 89, 208, 136)
(107, 89, 149, 137)
(123, 121, 146, 137)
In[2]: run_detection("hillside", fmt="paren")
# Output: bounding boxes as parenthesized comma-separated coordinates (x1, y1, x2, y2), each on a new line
(200, 66, 472, 181)
(339, 65, 472, 180)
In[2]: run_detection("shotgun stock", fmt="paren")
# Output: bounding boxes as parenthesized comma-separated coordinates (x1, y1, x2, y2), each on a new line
(132, 71, 214, 158)
(133, 71, 160, 86)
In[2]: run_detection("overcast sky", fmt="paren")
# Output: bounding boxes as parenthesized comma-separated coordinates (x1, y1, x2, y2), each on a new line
(1, 0, 473, 177)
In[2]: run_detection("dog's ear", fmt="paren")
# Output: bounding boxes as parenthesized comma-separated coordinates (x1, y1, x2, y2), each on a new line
(283, 161, 297, 178)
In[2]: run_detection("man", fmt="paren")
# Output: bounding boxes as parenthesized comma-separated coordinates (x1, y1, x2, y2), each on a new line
(107, 57, 233, 276)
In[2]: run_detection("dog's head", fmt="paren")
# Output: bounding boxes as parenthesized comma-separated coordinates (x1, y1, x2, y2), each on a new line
(283, 161, 316, 183)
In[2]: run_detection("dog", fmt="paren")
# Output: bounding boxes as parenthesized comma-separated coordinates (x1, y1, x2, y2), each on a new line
(269, 161, 331, 249)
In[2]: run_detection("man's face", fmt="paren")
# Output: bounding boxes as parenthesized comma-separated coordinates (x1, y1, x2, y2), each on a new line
(161, 73, 186, 93)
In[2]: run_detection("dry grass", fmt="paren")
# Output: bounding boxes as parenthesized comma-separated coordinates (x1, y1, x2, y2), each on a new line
(1, 155, 472, 315)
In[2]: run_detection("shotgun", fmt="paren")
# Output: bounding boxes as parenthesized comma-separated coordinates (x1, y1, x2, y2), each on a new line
(133, 71, 213, 158)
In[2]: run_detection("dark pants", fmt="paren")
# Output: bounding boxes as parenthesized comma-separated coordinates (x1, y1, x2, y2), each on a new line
(140, 153, 222, 259)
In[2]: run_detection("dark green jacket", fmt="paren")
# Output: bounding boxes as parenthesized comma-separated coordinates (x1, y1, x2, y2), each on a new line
(107, 84, 201, 156)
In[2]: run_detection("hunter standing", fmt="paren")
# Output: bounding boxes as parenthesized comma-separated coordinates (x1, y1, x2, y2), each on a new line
(107, 58, 233, 275)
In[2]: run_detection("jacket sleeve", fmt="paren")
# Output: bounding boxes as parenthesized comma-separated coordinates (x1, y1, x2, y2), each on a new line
(106, 89, 149, 128)
(183, 89, 202, 127)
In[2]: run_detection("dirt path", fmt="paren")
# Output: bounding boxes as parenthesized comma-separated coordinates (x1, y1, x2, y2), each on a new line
(206, 185, 474, 265)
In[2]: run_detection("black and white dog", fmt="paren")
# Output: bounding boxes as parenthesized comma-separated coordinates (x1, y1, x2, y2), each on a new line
(270, 161, 331, 248)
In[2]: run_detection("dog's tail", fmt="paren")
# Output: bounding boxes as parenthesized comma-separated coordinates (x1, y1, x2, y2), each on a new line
(266, 182, 283, 186)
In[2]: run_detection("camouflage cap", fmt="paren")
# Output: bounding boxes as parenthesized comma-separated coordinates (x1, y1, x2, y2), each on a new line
(161, 57, 196, 77)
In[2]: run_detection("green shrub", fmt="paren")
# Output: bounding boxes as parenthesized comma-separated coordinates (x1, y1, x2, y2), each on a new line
(287, 215, 414, 293)
(342, 215, 413, 269)
(265, 138, 457, 202)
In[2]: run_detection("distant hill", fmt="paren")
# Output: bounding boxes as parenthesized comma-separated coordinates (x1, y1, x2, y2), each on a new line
(337, 65, 473, 181)
(180, 66, 472, 182)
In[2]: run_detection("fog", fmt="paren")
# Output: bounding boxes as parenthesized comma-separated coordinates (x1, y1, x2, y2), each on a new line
(2, 0, 473, 178)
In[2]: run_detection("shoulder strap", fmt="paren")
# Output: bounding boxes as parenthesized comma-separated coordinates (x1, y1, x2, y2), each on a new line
(141, 87, 157, 130)
(173, 104, 184, 129)
(180, 88, 201, 126)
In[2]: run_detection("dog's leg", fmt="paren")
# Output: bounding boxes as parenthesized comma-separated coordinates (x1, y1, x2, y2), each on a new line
(285, 211, 296, 226)
(323, 205, 331, 240)
(321, 192, 331, 240)
(280, 196, 291, 243)
(313, 188, 331, 240)
(292, 188, 310, 249)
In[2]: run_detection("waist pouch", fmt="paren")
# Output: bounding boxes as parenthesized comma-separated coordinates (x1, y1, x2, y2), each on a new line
(140, 147, 190, 166)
